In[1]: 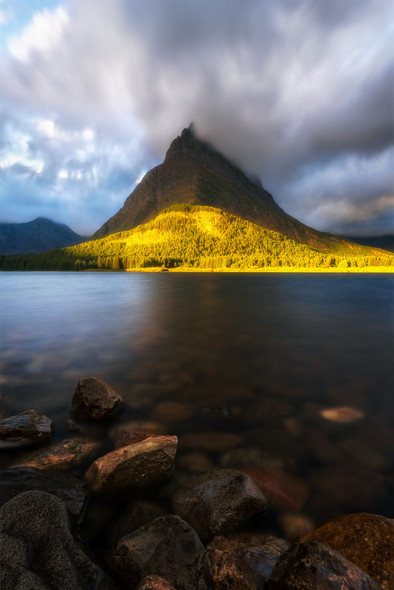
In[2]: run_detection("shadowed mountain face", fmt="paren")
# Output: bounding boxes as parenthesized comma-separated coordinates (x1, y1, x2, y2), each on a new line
(0, 218, 87, 255)
(345, 235, 394, 253)
(93, 126, 350, 252)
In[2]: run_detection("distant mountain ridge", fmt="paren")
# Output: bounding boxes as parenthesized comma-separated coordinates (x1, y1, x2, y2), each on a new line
(0, 217, 87, 255)
(93, 125, 355, 253)
(344, 235, 394, 253)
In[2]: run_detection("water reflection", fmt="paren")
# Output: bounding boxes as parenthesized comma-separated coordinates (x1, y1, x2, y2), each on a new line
(1, 271, 394, 529)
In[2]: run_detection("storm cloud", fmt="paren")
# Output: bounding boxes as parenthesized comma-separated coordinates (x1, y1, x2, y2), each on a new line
(0, 0, 392, 235)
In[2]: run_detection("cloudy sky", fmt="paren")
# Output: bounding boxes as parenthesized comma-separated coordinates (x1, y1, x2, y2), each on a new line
(0, 0, 393, 236)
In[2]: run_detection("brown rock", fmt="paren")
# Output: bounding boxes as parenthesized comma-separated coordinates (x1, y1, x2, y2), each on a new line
(0, 410, 52, 449)
(279, 513, 315, 541)
(208, 535, 289, 589)
(109, 421, 166, 441)
(268, 541, 381, 589)
(177, 452, 214, 474)
(16, 438, 101, 471)
(180, 431, 243, 452)
(172, 468, 267, 543)
(320, 406, 364, 423)
(136, 576, 176, 590)
(109, 514, 211, 590)
(0, 467, 88, 518)
(85, 435, 178, 495)
(150, 402, 193, 423)
(71, 376, 123, 420)
(243, 467, 309, 511)
(300, 512, 394, 590)
(114, 431, 162, 450)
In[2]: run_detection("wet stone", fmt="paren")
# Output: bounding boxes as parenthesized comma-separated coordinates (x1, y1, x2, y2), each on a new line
(15, 438, 101, 471)
(268, 541, 381, 589)
(208, 534, 289, 590)
(279, 513, 315, 541)
(108, 514, 211, 590)
(172, 468, 267, 543)
(0, 467, 88, 518)
(109, 421, 167, 442)
(71, 376, 123, 420)
(109, 500, 167, 547)
(86, 435, 178, 496)
(0, 490, 116, 590)
(180, 431, 243, 453)
(242, 467, 310, 511)
(300, 512, 394, 590)
(0, 410, 52, 449)
(136, 576, 176, 590)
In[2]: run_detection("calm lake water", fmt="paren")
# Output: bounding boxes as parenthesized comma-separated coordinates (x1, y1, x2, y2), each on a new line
(1, 271, 394, 532)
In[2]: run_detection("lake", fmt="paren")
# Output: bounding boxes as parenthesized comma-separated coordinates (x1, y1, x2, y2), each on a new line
(1, 271, 394, 533)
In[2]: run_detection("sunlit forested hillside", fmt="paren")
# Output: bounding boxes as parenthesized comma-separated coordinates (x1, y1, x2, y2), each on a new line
(1, 205, 393, 271)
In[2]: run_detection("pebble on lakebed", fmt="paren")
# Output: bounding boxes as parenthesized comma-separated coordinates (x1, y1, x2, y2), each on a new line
(71, 376, 124, 420)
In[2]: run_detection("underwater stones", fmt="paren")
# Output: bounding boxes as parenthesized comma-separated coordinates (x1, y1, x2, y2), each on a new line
(208, 534, 289, 589)
(0, 467, 89, 518)
(267, 541, 381, 590)
(300, 512, 394, 590)
(0, 490, 116, 590)
(180, 431, 243, 453)
(320, 406, 364, 423)
(0, 410, 52, 449)
(71, 376, 123, 420)
(243, 467, 310, 511)
(109, 514, 211, 590)
(172, 468, 267, 543)
(85, 435, 178, 495)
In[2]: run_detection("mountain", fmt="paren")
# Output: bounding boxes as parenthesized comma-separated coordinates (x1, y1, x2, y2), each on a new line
(4, 205, 392, 271)
(0, 217, 87, 255)
(93, 125, 354, 252)
(344, 235, 394, 253)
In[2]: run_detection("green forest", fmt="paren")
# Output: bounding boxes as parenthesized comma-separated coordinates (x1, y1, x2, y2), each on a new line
(1, 205, 393, 271)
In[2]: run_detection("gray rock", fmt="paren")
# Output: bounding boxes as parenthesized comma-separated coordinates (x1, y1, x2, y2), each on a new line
(208, 535, 289, 589)
(268, 541, 381, 589)
(0, 410, 52, 449)
(109, 514, 211, 590)
(0, 467, 88, 519)
(71, 377, 123, 420)
(85, 435, 177, 496)
(172, 468, 267, 543)
(0, 490, 117, 590)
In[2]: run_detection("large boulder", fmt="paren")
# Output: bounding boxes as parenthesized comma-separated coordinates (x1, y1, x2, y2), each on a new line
(71, 377, 123, 420)
(0, 467, 88, 519)
(85, 435, 178, 496)
(208, 534, 289, 589)
(300, 512, 394, 590)
(171, 468, 267, 543)
(108, 514, 211, 590)
(0, 490, 117, 590)
(268, 541, 381, 589)
(0, 410, 52, 449)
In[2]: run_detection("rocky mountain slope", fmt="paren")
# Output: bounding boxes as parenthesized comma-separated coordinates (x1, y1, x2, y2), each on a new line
(93, 126, 355, 253)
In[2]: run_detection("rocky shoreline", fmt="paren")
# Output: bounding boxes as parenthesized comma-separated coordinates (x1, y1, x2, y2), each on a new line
(0, 377, 393, 589)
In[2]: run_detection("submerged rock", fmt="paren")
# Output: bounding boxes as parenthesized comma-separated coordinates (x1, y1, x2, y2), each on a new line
(268, 541, 380, 589)
(0, 467, 88, 518)
(0, 410, 52, 449)
(172, 468, 267, 543)
(15, 438, 101, 471)
(71, 377, 123, 420)
(208, 534, 289, 589)
(242, 466, 310, 511)
(85, 435, 178, 495)
(300, 512, 394, 590)
(0, 490, 117, 590)
(109, 514, 211, 590)
(136, 576, 176, 590)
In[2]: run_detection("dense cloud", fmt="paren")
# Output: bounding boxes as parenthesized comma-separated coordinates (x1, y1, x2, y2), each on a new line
(0, 0, 392, 235)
